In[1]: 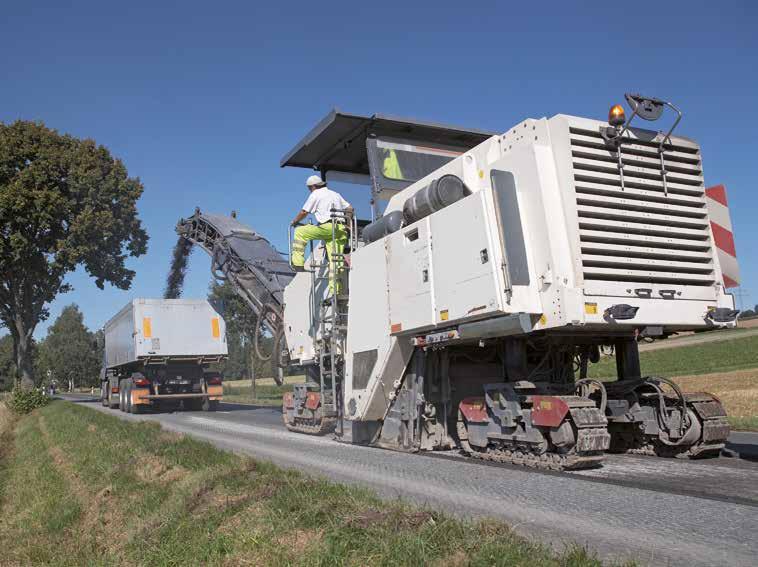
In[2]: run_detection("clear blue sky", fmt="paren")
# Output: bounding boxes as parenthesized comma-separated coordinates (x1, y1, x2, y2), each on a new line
(1, 0, 756, 338)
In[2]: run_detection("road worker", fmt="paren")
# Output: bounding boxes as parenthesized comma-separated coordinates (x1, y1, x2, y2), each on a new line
(290, 175, 353, 292)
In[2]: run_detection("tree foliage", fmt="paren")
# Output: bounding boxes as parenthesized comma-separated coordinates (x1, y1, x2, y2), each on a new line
(7, 386, 49, 414)
(0, 121, 147, 387)
(208, 282, 271, 379)
(36, 304, 102, 391)
(0, 334, 15, 391)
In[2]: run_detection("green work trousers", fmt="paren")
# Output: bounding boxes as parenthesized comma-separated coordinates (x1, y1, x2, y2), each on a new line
(292, 222, 348, 292)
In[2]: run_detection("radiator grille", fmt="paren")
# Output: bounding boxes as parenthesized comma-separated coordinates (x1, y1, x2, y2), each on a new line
(569, 127, 715, 287)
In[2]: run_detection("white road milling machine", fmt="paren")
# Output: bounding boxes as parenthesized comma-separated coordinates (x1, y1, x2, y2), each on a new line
(178, 94, 737, 471)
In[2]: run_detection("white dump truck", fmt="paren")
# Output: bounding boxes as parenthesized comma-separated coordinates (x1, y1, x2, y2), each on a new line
(100, 298, 227, 413)
(177, 93, 737, 471)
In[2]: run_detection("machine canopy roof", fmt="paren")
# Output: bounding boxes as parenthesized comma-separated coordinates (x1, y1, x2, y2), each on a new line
(280, 110, 496, 176)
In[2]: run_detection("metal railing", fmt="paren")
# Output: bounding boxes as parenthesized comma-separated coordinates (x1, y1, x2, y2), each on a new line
(285, 208, 356, 422)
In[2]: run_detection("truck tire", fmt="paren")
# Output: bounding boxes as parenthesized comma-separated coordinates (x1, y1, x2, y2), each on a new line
(108, 386, 118, 409)
(129, 390, 143, 414)
(119, 382, 126, 412)
(202, 398, 218, 412)
(125, 382, 132, 413)
(184, 398, 202, 411)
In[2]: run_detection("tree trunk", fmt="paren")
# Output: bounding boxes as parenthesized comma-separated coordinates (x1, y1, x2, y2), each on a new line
(14, 321, 35, 390)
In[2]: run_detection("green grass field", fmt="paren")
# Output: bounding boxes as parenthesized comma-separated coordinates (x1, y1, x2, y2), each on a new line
(587, 335, 758, 379)
(0, 401, 613, 566)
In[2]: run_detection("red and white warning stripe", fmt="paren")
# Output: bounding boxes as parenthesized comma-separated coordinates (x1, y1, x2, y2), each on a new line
(705, 184, 739, 289)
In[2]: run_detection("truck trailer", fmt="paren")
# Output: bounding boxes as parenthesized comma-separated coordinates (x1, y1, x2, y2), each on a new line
(175, 93, 737, 471)
(100, 298, 228, 413)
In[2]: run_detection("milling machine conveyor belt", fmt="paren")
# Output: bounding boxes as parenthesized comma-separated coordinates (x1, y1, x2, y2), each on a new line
(175, 210, 295, 334)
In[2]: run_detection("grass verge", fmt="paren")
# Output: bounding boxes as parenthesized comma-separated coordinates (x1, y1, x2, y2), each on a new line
(223, 375, 305, 406)
(588, 335, 758, 431)
(0, 401, 613, 566)
(223, 383, 291, 406)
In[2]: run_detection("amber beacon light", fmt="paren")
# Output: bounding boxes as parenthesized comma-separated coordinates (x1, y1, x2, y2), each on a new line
(608, 104, 626, 126)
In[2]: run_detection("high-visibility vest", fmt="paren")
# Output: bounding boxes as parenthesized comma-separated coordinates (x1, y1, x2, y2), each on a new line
(382, 149, 403, 180)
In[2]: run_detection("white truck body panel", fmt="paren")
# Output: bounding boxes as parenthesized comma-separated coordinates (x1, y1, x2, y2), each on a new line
(103, 299, 228, 369)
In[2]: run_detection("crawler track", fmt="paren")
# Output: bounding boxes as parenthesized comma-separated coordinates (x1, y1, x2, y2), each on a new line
(460, 445, 605, 471)
(282, 415, 337, 435)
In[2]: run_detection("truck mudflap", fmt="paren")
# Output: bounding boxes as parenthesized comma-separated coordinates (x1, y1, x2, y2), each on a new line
(282, 385, 336, 435)
(606, 378, 730, 458)
(207, 385, 223, 401)
(457, 386, 610, 471)
(131, 388, 151, 405)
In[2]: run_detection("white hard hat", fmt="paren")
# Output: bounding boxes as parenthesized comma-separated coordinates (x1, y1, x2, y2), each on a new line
(306, 174, 325, 187)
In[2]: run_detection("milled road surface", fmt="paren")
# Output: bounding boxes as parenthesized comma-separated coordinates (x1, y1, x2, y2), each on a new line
(64, 395, 758, 566)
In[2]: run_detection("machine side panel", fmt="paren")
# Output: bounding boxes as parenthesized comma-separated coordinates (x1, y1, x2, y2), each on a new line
(485, 144, 552, 322)
(429, 191, 503, 325)
(491, 170, 529, 286)
(386, 218, 433, 332)
(344, 240, 413, 421)
(283, 246, 328, 363)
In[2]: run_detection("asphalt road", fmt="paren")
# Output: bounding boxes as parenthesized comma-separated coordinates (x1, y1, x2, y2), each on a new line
(63, 395, 758, 566)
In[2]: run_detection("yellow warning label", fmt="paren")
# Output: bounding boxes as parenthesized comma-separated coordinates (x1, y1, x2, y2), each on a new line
(142, 317, 152, 338)
(540, 400, 553, 410)
(440, 310, 449, 321)
(584, 303, 598, 315)
(539, 315, 547, 326)
(211, 317, 221, 338)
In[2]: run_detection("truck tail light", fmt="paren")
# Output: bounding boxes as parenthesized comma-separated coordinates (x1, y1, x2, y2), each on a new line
(135, 378, 151, 387)
(207, 376, 223, 386)
(111, 387, 119, 393)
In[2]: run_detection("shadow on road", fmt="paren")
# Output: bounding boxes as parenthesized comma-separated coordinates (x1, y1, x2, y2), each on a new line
(725, 441, 758, 462)
(59, 395, 282, 415)
(219, 402, 283, 413)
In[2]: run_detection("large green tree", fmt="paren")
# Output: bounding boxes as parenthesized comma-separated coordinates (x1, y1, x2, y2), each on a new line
(37, 304, 101, 391)
(0, 121, 147, 388)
